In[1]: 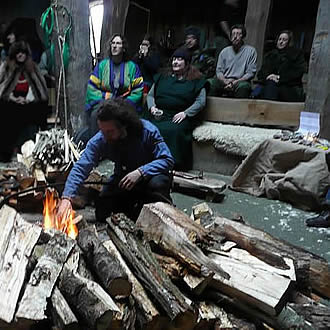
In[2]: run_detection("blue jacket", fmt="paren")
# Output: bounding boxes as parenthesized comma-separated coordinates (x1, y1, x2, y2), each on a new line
(62, 120, 174, 199)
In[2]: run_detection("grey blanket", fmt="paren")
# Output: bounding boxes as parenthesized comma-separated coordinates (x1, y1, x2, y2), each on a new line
(231, 139, 330, 211)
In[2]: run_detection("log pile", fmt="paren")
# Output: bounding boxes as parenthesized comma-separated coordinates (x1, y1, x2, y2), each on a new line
(0, 130, 87, 211)
(0, 201, 329, 329)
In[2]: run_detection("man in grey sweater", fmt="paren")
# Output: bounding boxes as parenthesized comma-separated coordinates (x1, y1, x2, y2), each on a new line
(210, 24, 257, 98)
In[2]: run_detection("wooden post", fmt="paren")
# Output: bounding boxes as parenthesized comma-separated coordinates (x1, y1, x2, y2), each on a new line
(244, 0, 272, 70)
(53, 0, 91, 136)
(101, 0, 129, 57)
(305, 0, 330, 140)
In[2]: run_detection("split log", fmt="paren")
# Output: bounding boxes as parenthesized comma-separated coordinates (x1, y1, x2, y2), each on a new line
(208, 247, 294, 316)
(195, 301, 234, 330)
(0, 205, 42, 324)
(50, 286, 79, 330)
(58, 250, 120, 330)
(204, 289, 309, 330)
(15, 232, 75, 326)
(154, 253, 184, 281)
(172, 171, 226, 201)
(107, 214, 197, 324)
(111, 296, 136, 330)
(214, 216, 330, 299)
(103, 237, 168, 330)
(77, 226, 132, 299)
(136, 202, 229, 280)
(183, 272, 214, 296)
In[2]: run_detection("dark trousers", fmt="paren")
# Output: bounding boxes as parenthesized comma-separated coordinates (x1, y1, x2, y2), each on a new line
(262, 80, 305, 102)
(95, 173, 172, 222)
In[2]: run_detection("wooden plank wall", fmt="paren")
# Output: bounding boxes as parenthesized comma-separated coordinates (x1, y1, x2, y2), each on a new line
(202, 97, 304, 128)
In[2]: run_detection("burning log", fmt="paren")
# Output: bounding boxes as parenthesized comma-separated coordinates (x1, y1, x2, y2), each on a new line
(111, 296, 136, 330)
(0, 205, 42, 325)
(102, 236, 168, 330)
(15, 233, 75, 326)
(50, 286, 79, 329)
(58, 250, 120, 330)
(106, 214, 198, 325)
(77, 226, 132, 299)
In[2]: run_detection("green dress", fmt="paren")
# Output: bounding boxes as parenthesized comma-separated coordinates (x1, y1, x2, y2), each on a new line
(146, 73, 207, 170)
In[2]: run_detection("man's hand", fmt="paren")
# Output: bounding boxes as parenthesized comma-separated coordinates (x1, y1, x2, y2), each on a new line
(119, 169, 142, 191)
(56, 198, 73, 226)
(266, 74, 280, 83)
(172, 111, 186, 123)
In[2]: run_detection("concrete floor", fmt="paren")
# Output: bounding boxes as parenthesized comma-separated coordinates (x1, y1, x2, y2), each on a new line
(172, 172, 330, 263)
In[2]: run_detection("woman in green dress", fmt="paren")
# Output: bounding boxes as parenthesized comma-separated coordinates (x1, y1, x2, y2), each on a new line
(146, 47, 208, 170)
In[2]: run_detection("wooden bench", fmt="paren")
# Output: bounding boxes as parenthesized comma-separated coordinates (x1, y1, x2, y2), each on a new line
(192, 97, 305, 175)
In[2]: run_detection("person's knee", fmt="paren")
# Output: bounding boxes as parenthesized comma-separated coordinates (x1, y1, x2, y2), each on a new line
(234, 81, 251, 98)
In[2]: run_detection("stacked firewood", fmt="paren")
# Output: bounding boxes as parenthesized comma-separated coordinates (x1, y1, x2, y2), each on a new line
(0, 202, 329, 329)
(0, 129, 84, 211)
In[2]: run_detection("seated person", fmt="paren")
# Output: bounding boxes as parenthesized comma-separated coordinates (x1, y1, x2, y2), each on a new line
(210, 24, 257, 98)
(0, 40, 48, 162)
(184, 26, 216, 79)
(85, 33, 143, 140)
(133, 34, 161, 97)
(145, 47, 208, 171)
(56, 98, 174, 222)
(255, 30, 306, 102)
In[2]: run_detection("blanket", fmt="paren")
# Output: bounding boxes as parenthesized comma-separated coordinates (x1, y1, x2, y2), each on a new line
(231, 139, 330, 211)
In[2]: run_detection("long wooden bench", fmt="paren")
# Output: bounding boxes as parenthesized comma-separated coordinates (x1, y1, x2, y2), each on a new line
(192, 97, 305, 175)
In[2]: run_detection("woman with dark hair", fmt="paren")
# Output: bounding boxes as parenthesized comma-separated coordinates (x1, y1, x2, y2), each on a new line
(133, 34, 161, 98)
(256, 30, 306, 102)
(0, 40, 48, 161)
(85, 33, 143, 140)
(146, 47, 208, 170)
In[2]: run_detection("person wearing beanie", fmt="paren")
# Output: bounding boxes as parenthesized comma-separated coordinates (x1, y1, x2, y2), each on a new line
(184, 26, 216, 79)
(145, 47, 209, 171)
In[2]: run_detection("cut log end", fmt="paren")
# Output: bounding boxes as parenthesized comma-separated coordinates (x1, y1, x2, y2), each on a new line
(108, 278, 132, 299)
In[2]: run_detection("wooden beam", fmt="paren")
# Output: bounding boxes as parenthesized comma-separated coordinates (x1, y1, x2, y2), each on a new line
(245, 0, 272, 70)
(203, 96, 304, 127)
(101, 0, 130, 56)
(305, 0, 330, 139)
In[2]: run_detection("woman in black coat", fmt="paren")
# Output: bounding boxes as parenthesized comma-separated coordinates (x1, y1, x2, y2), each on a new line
(257, 30, 306, 102)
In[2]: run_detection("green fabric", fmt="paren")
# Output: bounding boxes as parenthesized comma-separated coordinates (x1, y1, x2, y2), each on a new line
(191, 48, 216, 79)
(146, 74, 206, 170)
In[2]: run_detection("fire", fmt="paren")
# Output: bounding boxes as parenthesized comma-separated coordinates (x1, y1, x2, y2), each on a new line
(43, 188, 78, 239)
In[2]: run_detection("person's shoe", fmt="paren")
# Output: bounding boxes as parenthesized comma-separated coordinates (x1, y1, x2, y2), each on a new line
(305, 210, 330, 228)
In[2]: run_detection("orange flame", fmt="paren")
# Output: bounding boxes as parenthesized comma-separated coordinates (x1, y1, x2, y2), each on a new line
(43, 188, 78, 239)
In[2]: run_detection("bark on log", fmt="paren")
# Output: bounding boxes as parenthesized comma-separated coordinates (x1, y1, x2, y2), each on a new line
(214, 216, 330, 299)
(50, 286, 79, 330)
(136, 202, 229, 280)
(15, 233, 75, 324)
(58, 250, 120, 330)
(0, 205, 42, 324)
(111, 296, 136, 330)
(77, 226, 132, 299)
(204, 289, 309, 330)
(103, 238, 168, 330)
(107, 214, 197, 324)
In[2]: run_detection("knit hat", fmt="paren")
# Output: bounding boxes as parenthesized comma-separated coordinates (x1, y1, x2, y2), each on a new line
(184, 26, 201, 41)
(171, 47, 192, 63)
